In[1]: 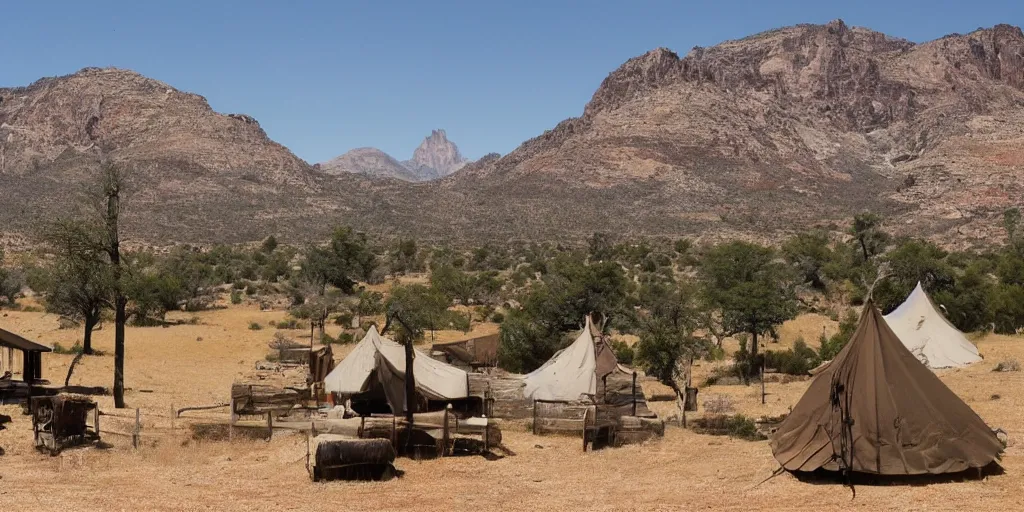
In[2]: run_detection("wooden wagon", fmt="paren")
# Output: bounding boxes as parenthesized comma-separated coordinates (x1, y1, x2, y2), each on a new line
(31, 394, 100, 455)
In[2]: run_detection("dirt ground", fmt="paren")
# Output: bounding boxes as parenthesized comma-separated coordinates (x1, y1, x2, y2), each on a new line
(1, 304, 1023, 511)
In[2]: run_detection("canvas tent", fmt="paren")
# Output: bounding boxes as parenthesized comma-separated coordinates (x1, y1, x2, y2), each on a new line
(770, 302, 1002, 475)
(884, 282, 981, 369)
(323, 326, 469, 414)
(522, 316, 616, 401)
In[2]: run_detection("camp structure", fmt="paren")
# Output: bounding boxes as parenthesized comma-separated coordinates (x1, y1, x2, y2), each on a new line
(884, 282, 982, 369)
(0, 328, 51, 383)
(771, 302, 1003, 476)
(523, 316, 651, 416)
(309, 435, 399, 482)
(520, 316, 660, 447)
(323, 325, 470, 416)
(430, 333, 500, 371)
(31, 393, 100, 454)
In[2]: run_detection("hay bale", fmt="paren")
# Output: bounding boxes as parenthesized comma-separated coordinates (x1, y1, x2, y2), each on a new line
(313, 436, 399, 481)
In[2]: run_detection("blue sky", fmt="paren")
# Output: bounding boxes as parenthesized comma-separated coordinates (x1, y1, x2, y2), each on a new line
(2, 1, 1021, 163)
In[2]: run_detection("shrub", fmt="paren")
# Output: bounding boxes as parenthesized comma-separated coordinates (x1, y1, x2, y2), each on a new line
(611, 339, 634, 365)
(337, 332, 355, 344)
(702, 394, 734, 414)
(692, 414, 766, 441)
(819, 309, 858, 361)
(334, 312, 355, 326)
(230, 290, 243, 305)
(276, 318, 300, 330)
(320, 332, 337, 344)
(490, 311, 505, 324)
(52, 342, 84, 355)
(763, 338, 820, 376)
(994, 359, 1021, 372)
(445, 310, 471, 332)
(248, 322, 263, 331)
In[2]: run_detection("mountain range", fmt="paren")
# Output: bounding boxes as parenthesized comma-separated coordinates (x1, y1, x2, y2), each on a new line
(1, 20, 1023, 249)
(318, 129, 469, 182)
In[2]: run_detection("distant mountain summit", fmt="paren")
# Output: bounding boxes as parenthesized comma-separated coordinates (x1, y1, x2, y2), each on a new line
(409, 129, 467, 177)
(320, 129, 469, 182)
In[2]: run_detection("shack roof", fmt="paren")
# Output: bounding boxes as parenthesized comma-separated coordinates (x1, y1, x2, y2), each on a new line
(0, 328, 52, 352)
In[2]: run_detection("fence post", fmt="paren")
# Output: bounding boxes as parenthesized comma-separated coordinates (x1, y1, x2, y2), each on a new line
(631, 371, 637, 417)
(482, 415, 488, 453)
(442, 405, 450, 457)
(94, 407, 101, 440)
(132, 408, 140, 449)
(266, 412, 273, 442)
(581, 407, 589, 453)
(532, 400, 538, 435)
(170, 404, 175, 431)
(229, 397, 235, 442)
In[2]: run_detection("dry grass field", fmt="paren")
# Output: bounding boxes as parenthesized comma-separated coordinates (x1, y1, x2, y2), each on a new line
(2, 304, 1023, 511)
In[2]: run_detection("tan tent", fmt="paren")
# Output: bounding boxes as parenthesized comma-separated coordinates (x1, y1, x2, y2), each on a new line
(770, 302, 1002, 475)
(884, 282, 981, 369)
(523, 316, 618, 401)
(323, 326, 469, 413)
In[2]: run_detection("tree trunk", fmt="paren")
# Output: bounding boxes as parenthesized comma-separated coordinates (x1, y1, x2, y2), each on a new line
(82, 315, 96, 355)
(107, 169, 126, 409)
(859, 237, 869, 261)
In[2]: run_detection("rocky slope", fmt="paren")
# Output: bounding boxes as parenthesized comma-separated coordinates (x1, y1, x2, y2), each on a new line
(447, 21, 1024, 246)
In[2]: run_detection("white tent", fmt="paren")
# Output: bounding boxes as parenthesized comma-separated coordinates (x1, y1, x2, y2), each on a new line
(323, 325, 469, 409)
(883, 282, 982, 369)
(522, 317, 599, 401)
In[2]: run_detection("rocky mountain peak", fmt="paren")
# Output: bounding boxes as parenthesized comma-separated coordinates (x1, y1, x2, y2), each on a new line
(411, 128, 467, 177)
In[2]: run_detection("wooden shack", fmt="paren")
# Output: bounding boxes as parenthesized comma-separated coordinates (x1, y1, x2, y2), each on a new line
(430, 333, 500, 371)
(0, 328, 52, 383)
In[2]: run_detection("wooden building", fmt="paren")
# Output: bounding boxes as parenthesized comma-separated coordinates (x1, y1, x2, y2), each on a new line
(0, 328, 52, 383)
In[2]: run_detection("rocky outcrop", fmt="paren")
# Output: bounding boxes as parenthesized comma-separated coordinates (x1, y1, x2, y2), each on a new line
(320, 129, 470, 182)
(409, 129, 467, 177)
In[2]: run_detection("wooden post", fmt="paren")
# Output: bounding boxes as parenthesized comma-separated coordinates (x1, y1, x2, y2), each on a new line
(581, 407, 589, 452)
(229, 397, 235, 442)
(761, 355, 766, 405)
(266, 412, 273, 442)
(94, 406, 101, 440)
(132, 408, 140, 449)
(631, 371, 637, 417)
(391, 415, 397, 453)
(532, 400, 538, 435)
(442, 405, 450, 457)
(170, 404, 175, 431)
(482, 415, 488, 453)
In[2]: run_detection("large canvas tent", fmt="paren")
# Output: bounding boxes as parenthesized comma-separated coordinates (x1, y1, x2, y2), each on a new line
(323, 326, 469, 414)
(523, 316, 615, 401)
(884, 282, 981, 369)
(521, 317, 653, 416)
(770, 302, 1002, 475)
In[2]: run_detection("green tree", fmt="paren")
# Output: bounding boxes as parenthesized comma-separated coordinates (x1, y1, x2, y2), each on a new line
(873, 239, 954, 313)
(0, 249, 23, 307)
(302, 227, 377, 295)
(700, 241, 798, 379)
(498, 254, 631, 372)
(43, 222, 116, 354)
(849, 212, 890, 262)
(782, 231, 834, 291)
(385, 284, 450, 341)
(260, 235, 279, 254)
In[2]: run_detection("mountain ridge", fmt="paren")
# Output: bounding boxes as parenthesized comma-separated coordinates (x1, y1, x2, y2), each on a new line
(2, 21, 1024, 248)
(319, 129, 469, 182)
